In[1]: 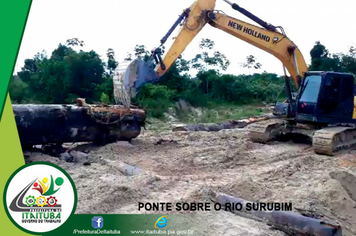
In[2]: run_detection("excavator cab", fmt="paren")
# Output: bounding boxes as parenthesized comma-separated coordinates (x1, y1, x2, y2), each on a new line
(295, 71, 355, 125)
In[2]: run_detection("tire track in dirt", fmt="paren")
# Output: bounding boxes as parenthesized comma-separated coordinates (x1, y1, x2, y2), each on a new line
(28, 128, 356, 235)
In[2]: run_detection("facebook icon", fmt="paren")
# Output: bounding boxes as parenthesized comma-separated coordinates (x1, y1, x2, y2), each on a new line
(92, 216, 104, 229)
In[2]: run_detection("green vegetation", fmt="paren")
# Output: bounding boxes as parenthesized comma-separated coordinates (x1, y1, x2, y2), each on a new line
(9, 38, 356, 123)
(177, 103, 268, 124)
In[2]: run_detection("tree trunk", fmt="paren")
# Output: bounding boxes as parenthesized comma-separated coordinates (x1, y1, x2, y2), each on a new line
(172, 115, 272, 132)
(13, 104, 146, 147)
(210, 192, 342, 236)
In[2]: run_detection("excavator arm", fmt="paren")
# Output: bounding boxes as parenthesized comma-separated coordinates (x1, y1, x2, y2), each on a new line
(155, 0, 308, 88)
(114, 0, 309, 107)
(154, 0, 216, 77)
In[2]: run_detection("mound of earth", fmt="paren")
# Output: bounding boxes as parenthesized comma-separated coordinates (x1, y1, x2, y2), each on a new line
(25, 128, 356, 235)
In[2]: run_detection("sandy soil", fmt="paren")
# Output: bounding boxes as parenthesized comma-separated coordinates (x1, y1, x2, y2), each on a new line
(26, 127, 356, 236)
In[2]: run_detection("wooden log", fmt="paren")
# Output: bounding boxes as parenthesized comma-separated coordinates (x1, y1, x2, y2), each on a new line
(172, 115, 273, 132)
(13, 104, 146, 147)
(210, 192, 342, 236)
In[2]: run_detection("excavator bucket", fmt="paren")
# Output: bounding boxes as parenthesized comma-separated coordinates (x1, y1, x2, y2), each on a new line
(112, 59, 159, 107)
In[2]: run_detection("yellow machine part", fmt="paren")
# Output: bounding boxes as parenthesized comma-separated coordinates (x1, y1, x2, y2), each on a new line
(353, 96, 356, 119)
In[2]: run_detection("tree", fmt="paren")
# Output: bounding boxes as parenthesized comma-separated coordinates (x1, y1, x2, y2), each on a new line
(15, 42, 108, 104)
(337, 46, 356, 74)
(8, 76, 30, 103)
(123, 44, 153, 63)
(240, 55, 262, 73)
(107, 48, 115, 60)
(66, 38, 84, 47)
(309, 41, 340, 71)
(11, 38, 355, 121)
(106, 48, 118, 75)
(50, 43, 75, 61)
(175, 57, 190, 73)
(310, 41, 328, 59)
(124, 53, 133, 62)
(190, 38, 230, 72)
(199, 38, 214, 50)
(134, 45, 151, 61)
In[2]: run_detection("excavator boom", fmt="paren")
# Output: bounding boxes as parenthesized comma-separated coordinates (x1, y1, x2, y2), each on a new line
(207, 11, 308, 88)
(154, 0, 216, 77)
(113, 0, 308, 106)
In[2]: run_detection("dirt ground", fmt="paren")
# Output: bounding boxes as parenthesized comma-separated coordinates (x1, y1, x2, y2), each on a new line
(26, 126, 356, 236)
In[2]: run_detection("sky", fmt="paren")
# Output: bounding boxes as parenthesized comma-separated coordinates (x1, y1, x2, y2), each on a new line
(15, 0, 356, 76)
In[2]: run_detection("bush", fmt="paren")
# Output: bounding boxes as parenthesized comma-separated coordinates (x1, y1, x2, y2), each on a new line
(100, 93, 110, 104)
(8, 76, 30, 103)
(136, 84, 176, 119)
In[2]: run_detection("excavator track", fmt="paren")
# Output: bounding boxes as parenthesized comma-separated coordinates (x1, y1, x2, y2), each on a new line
(312, 126, 356, 156)
(248, 119, 286, 143)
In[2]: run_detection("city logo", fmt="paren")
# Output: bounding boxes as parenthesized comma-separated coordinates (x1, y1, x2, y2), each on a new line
(92, 216, 104, 229)
(154, 215, 167, 228)
(3, 162, 77, 234)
